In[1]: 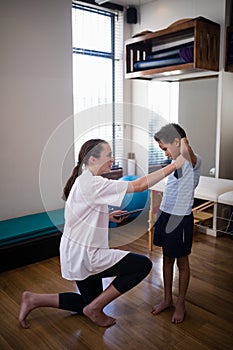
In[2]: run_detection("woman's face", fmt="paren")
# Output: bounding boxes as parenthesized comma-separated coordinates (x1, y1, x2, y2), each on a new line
(95, 143, 114, 175)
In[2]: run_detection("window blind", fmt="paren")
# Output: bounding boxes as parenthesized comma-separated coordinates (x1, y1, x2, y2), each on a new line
(148, 81, 179, 166)
(72, 1, 123, 166)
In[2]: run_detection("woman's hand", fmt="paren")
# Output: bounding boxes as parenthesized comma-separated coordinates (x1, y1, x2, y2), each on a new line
(109, 210, 129, 223)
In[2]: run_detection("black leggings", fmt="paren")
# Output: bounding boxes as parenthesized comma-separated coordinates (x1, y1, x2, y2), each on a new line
(59, 253, 152, 314)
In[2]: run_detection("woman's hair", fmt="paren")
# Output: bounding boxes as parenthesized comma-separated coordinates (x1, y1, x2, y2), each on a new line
(154, 123, 186, 144)
(63, 139, 108, 200)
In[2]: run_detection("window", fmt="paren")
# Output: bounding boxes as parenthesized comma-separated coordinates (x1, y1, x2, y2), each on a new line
(148, 81, 179, 168)
(72, 2, 123, 167)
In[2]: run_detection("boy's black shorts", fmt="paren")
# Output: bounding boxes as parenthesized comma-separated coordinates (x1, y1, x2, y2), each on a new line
(153, 210, 194, 258)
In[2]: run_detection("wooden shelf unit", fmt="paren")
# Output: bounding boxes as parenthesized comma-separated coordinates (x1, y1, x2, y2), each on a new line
(125, 17, 220, 81)
(101, 168, 123, 180)
(192, 200, 214, 226)
(225, 26, 233, 72)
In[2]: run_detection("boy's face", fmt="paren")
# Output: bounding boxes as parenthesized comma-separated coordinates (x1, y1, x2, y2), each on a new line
(158, 138, 181, 160)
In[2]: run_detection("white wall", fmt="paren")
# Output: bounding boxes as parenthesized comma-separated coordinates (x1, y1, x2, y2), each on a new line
(219, 72, 233, 178)
(178, 78, 218, 177)
(0, 0, 74, 220)
(133, 0, 225, 34)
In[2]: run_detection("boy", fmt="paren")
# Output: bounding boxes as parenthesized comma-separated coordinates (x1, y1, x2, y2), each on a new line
(151, 123, 201, 323)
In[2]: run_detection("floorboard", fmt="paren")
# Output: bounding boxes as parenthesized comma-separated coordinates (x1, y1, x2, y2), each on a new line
(0, 231, 232, 350)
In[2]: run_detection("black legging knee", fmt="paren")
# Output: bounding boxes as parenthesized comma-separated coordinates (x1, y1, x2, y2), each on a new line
(107, 253, 152, 293)
(59, 253, 152, 313)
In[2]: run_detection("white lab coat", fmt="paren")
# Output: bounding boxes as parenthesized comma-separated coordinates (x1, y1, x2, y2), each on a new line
(60, 168, 129, 280)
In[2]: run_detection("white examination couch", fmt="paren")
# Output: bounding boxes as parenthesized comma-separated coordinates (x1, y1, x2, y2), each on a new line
(148, 176, 233, 250)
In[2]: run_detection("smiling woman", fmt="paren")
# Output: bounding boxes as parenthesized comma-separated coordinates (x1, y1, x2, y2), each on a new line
(19, 138, 153, 328)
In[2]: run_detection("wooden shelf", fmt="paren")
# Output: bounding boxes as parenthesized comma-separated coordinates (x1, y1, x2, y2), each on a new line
(193, 200, 214, 225)
(125, 17, 220, 81)
(225, 26, 233, 72)
(101, 168, 123, 180)
(194, 211, 213, 222)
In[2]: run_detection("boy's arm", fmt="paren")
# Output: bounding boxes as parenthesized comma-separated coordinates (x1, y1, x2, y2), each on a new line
(180, 137, 197, 167)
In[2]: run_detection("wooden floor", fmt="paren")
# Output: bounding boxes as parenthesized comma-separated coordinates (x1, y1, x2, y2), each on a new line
(0, 231, 233, 350)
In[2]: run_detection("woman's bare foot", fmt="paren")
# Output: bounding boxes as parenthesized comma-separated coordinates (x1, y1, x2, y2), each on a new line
(83, 305, 116, 327)
(19, 291, 35, 329)
(171, 300, 186, 324)
(151, 300, 173, 315)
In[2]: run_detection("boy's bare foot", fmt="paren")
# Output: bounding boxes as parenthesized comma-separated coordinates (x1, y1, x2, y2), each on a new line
(171, 300, 186, 323)
(19, 291, 35, 329)
(83, 305, 116, 327)
(151, 300, 172, 315)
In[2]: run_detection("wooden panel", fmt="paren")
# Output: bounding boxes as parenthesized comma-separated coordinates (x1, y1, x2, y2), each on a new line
(225, 26, 233, 72)
(101, 169, 123, 180)
(0, 232, 233, 349)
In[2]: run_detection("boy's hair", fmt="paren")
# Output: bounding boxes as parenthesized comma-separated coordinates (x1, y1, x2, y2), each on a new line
(154, 123, 186, 144)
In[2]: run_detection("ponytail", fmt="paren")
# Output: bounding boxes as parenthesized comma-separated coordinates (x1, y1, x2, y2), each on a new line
(63, 138, 107, 201)
(63, 163, 81, 201)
